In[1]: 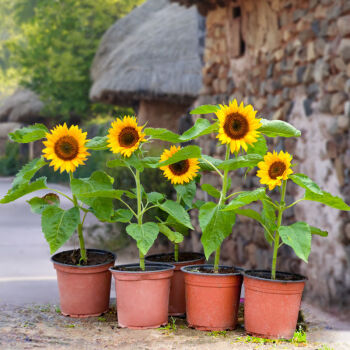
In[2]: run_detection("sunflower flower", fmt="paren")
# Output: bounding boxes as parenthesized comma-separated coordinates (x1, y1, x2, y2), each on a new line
(257, 150, 293, 190)
(160, 146, 199, 185)
(216, 99, 261, 153)
(107, 116, 146, 157)
(42, 123, 89, 173)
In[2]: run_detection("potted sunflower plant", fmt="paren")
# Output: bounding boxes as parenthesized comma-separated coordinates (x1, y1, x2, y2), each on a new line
(145, 145, 205, 316)
(228, 149, 350, 339)
(164, 99, 302, 331)
(0, 123, 116, 317)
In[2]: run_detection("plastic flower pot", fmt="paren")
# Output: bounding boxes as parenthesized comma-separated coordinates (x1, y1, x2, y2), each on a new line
(51, 249, 116, 318)
(244, 270, 307, 339)
(145, 252, 205, 316)
(110, 263, 175, 329)
(182, 264, 243, 331)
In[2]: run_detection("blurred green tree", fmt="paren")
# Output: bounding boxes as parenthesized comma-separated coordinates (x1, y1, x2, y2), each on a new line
(3, 0, 144, 119)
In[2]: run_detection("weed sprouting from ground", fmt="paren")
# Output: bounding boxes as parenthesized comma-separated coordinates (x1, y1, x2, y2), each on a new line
(158, 317, 177, 334)
(207, 330, 227, 337)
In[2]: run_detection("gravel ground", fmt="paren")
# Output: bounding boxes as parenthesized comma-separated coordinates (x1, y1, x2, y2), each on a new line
(1, 302, 348, 350)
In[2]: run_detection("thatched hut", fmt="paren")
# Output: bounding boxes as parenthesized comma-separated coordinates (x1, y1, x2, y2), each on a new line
(90, 0, 205, 131)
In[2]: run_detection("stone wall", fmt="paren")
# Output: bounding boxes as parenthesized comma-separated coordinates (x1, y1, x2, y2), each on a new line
(184, 0, 350, 310)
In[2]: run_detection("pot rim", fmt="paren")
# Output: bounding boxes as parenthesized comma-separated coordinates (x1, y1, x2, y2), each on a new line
(181, 264, 243, 276)
(145, 252, 205, 264)
(51, 248, 116, 268)
(110, 262, 175, 274)
(244, 269, 307, 283)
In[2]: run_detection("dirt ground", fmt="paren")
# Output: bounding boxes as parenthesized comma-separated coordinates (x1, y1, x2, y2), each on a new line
(1, 302, 349, 350)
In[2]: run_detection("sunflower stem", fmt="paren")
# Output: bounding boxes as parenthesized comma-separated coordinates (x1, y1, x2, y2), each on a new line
(69, 172, 87, 264)
(174, 243, 179, 262)
(135, 169, 145, 271)
(271, 180, 287, 280)
(214, 146, 231, 273)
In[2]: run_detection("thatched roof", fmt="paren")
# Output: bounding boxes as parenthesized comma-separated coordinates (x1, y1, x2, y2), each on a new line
(0, 89, 44, 123)
(90, 0, 205, 106)
(170, 0, 231, 15)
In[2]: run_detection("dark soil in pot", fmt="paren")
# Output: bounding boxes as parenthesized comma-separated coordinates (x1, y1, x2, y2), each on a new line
(244, 269, 307, 339)
(181, 264, 243, 331)
(51, 249, 116, 318)
(145, 253, 206, 316)
(52, 249, 115, 266)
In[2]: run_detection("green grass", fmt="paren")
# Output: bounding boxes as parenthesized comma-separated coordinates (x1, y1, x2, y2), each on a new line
(207, 330, 227, 337)
(158, 317, 177, 333)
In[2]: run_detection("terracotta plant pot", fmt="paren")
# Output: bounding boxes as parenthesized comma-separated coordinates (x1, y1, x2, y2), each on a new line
(244, 270, 307, 339)
(51, 249, 116, 318)
(145, 252, 205, 316)
(110, 263, 175, 329)
(182, 264, 243, 331)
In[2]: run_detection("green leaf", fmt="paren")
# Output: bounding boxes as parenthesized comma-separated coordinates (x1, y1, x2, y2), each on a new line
(142, 157, 161, 168)
(12, 157, 47, 188)
(190, 104, 219, 115)
(303, 190, 350, 211)
(290, 174, 323, 195)
(70, 171, 115, 221)
(223, 188, 266, 211)
(193, 200, 206, 209)
(309, 226, 328, 237)
(9, 123, 48, 143)
(218, 154, 263, 171)
(110, 209, 133, 223)
(278, 222, 311, 263)
(145, 127, 181, 143)
(201, 184, 220, 199)
(199, 155, 223, 171)
(126, 222, 159, 255)
(199, 202, 236, 259)
(179, 118, 218, 141)
(158, 223, 184, 244)
(165, 215, 189, 236)
(258, 119, 301, 138)
(86, 136, 108, 150)
(146, 192, 165, 203)
(124, 153, 144, 171)
(175, 181, 196, 208)
(41, 206, 80, 254)
(0, 177, 48, 204)
(261, 200, 277, 245)
(157, 146, 201, 167)
(106, 158, 128, 168)
(159, 200, 193, 229)
(247, 136, 268, 156)
(27, 193, 60, 214)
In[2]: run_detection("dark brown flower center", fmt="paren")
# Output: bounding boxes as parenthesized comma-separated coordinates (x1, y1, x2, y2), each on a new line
(223, 113, 249, 139)
(54, 136, 79, 160)
(118, 127, 139, 148)
(268, 161, 286, 179)
(169, 160, 190, 176)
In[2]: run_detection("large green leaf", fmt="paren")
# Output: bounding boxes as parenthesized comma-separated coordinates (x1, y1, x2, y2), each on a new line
(0, 177, 48, 204)
(218, 154, 263, 171)
(278, 222, 311, 262)
(146, 192, 165, 203)
(261, 199, 277, 245)
(223, 188, 266, 211)
(27, 193, 60, 214)
(145, 128, 181, 143)
(290, 174, 323, 195)
(179, 118, 218, 141)
(201, 184, 220, 199)
(109, 209, 133, 223)
(303, 190, 350, 211)
(124, 153, 145, 171)
(199, 155, 224, 171)
(258, 119, 301, 138)
(86, 136, 108, 150)
(157, 146, 201, 167)
(199, 202, 236, 259)
(70, 171, 115, 221)
(165, 215, 189, 236)
(12, 158, 47, 189)
(190, 104, 219, 115)
(247, 136, 268, 156)
(9, 123, 48, 143)
(175, 181, 196, 208)
(41, 206, 80, 254)
(126, 222, 159, 255)
(158, 223, 184, 244)
(159, 200, 193, 229)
